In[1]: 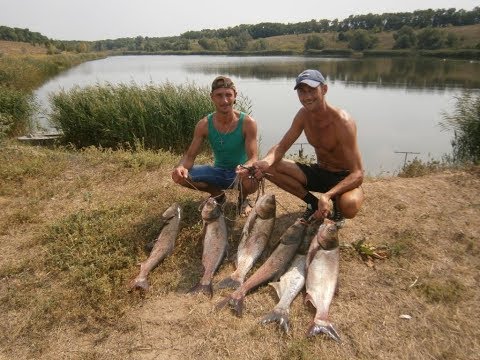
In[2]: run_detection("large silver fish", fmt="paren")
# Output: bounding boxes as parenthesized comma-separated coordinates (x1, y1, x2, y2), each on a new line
(216, 219, 308, 317)
(305, 218, 341, 342)
(216, 193, 276, 289)
(188, 197, 227, 298)
(128, 203, 182, 292)
(260, 254, 306, 334)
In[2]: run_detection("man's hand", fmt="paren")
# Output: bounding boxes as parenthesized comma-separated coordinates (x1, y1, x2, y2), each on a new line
(314, 193, 333, 220)
(172, 165, 188, 183)
(251, 160, 270, 180)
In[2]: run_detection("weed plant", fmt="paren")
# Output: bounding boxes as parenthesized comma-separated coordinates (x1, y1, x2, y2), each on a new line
(50, 82, 251, 152)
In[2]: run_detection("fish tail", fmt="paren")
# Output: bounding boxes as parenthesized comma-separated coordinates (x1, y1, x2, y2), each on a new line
(128, 277, 149, 292)
(188, 283, 213, 298)
(214, 294, 245, 317)
(216, 276, 241, 289)
(260, 309, 290, 333)
(306, 322, 341, 342)
(232, 296, 245, 317)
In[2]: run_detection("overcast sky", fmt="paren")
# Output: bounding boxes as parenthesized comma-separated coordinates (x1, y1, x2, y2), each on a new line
(0, 0, 478, 41)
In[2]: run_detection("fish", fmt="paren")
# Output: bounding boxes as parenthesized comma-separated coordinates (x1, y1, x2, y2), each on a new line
(128, 203, 182, 292)
(216, 193, 276, 289)
(188, 197, 227, 297)
(305, 218, 341, 342)
(260, 254, 306, 334)
(216, 219, 308, 317)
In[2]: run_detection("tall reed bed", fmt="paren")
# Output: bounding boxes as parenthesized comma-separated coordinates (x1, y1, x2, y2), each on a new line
(50, 82, 250, 152)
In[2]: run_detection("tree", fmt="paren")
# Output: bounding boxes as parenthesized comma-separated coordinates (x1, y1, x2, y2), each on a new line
(348, 30, 378, 51)
(393, 26, 417, 49)
(304, 34, 325, 50)
(416, 27, 446, 49)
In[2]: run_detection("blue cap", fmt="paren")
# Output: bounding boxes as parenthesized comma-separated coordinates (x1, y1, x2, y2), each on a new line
(294, 69, 326, 90)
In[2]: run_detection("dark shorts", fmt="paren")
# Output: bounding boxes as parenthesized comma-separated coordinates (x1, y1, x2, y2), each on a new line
(189, 165, 237, 190)
(295, 162, 349, 193)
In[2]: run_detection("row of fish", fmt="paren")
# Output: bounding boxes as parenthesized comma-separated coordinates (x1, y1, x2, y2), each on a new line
(128, 194, 341, 341)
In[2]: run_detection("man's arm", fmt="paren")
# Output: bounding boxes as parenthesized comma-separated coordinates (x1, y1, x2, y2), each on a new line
(171, 118, 207, 182)
(242, 115, 258, 167)
(254, 110, 305, 173)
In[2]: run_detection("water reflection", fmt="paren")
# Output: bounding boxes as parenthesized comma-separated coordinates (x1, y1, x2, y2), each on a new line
(186, 57, 480, 89)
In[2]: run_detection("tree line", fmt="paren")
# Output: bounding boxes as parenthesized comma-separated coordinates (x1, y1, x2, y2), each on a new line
(0, 26, 49, 45)
(1, 6, 479, 53)
(180, 7, 480, 39)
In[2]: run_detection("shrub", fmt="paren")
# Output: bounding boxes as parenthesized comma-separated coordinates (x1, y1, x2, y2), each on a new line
(393, 26, 417, 49)
(304, 34, 325, 51)
(348, 30, 378, 51)
(440, 91, 480, 164)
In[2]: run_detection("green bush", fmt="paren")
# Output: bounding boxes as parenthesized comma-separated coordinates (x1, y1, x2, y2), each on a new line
(304, 34, 325, 51)
(440, 91, 480, 164)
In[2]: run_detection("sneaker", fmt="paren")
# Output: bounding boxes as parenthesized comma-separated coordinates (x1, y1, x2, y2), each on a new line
(301, 204, 316, 222)
(328, 199, 345, 228)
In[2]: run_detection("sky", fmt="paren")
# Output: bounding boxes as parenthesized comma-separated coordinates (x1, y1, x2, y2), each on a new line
(0, 0, 478, 41)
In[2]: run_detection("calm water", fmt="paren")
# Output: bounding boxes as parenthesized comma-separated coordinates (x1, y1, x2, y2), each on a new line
(34, 55, 480, 175)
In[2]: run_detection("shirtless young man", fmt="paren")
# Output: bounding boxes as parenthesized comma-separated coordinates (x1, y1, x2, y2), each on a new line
(246, 69, 364, 223)
(171, 76, 258, 215)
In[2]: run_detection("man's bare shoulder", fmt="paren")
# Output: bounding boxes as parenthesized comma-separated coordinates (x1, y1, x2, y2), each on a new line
(332, 106, 356, 128)
(195, 116, 209, 135)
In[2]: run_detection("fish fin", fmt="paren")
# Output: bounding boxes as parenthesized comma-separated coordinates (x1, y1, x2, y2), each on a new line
(268, 281, 281, 298)
(128, 277, 149, 292)
(188, 283, 213, 298)
(307, 322, 341, 342)
(260, 309, 290, 334)
(304, 293, 315, 307)
(216, 276, 241, 290)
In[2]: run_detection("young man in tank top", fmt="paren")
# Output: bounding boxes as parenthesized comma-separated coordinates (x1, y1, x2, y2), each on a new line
(171, 76, 258, 215)
(244, 69, 364, 225)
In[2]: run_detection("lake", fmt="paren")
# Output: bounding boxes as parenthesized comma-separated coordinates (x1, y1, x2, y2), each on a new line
(33, 55, 480, 175)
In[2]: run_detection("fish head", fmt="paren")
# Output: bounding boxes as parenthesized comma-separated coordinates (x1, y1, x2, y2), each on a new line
(201, 197, 222, 221)
(162, 202, 181, 220)
(315, 219, 339, 250)
(255, 194, 276, 219)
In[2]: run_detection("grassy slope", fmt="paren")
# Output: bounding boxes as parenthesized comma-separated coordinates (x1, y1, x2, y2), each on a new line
(0, 142, 478, 360)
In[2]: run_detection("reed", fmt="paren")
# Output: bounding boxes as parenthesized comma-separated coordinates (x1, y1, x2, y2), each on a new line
(50, 82, 251, 152)
(0, 86, 35, 137)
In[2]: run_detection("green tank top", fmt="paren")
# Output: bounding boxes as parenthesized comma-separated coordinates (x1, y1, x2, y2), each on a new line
(207, 112, 247, 169)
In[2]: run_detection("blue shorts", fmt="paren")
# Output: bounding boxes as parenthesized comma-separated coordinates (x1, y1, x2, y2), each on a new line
(189, 165, 237, 190)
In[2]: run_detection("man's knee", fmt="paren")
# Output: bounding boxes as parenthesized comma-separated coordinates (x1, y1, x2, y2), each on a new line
(338, 189, 364, 219)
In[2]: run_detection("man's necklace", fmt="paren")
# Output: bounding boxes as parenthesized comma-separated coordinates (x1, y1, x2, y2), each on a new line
(215, 119, 236, 147)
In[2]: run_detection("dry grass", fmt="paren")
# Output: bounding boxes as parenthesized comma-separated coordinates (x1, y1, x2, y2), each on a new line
(0, 40, 47, 56)
(0, 142, 479, 360)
